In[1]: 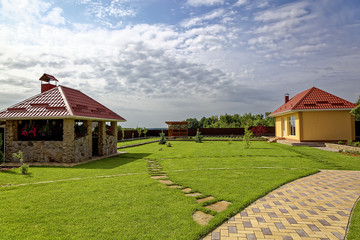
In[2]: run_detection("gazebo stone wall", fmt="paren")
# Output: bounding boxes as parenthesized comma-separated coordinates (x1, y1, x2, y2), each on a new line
(4, 119, 118, 164)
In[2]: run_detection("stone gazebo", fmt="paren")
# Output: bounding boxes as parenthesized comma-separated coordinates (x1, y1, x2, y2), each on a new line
(0, 74, 126, 164)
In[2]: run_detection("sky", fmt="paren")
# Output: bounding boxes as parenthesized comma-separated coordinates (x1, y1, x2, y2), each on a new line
(0, 0, 359, 128)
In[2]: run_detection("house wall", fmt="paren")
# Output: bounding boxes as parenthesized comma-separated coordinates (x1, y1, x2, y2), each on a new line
(274, 112, 301, 141)
(4, 119, 98, 164)
(274, 110, 355, 142)
(301, 111, 355, 141)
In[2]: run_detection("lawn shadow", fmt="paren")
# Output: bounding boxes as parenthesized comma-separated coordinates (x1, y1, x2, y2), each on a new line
(72, 152, 151, 170)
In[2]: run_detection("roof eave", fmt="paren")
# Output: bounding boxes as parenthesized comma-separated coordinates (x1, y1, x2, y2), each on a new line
(269, 108, 354, 117)
(0, 116, 126, 122)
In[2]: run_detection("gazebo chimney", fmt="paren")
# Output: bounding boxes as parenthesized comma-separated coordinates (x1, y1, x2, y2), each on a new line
(285, 93, 289, 103)
(39, 73, 59, 93)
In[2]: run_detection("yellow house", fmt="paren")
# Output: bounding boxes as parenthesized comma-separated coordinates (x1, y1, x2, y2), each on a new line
(270, 87, 356, 142)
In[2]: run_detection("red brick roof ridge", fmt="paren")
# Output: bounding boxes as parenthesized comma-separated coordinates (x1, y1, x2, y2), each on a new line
(58, 86, 74, 116)
(291, 86, 316, 110)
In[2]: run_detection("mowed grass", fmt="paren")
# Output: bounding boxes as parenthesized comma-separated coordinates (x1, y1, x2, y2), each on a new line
(348, 200, 360, 240)
(117, 138, 159, 147)
(1, 141, 360, 239)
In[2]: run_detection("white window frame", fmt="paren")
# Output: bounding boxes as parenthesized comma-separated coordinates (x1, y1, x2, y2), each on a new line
(288, 116, 296, 136)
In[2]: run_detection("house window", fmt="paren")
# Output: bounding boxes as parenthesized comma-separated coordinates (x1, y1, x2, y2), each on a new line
(18, 120, 63, 141)
(288, 116, 296, 136)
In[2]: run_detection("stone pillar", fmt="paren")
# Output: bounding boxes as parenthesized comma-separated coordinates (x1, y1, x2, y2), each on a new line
(5, 120, 18, 162)
(98, 121, 106, 156)
(84, 120, 92, 159)
(62, 119, 75, 162)
(111, 121, 117, 154)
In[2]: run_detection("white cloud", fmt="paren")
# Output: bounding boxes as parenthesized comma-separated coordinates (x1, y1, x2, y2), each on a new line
(181, 9, 225, 27)
(254, 1, 309, 22)
(42, 7, 65, 25)
(186, 0, 224, 7)
(234, 0, 247, 7)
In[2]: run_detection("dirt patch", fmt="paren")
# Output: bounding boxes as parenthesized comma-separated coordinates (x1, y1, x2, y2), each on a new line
(158, 180, 173, 185)
(205, 201, 231, 212)
(150, 176, 168, 180)
(192, 211, 214, 225)
(197, 196, 215, 203)
(181, 188, 192, 193)
(185, 192, 202, 197)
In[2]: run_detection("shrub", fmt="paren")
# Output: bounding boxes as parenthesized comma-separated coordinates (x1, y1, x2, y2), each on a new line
(353, 142, 360, 147)
(337, 141, 344, 145)
(12, 150, 29, 175)
(339, 149, 343, 153)
(159, 131, 166, 145)
(20, 164, 29, 175)
(167, 142, 172, 147)
(136, 127, 142, 138)
(347, 140, 353, 146)
(194, 129, 203, 143)
(243, 125, 253, 149)
(251, 124, 266, 136)
(143, 127, 148, 137)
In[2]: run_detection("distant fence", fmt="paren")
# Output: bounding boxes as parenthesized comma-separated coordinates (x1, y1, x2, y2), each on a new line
(118, 127, 275, 140)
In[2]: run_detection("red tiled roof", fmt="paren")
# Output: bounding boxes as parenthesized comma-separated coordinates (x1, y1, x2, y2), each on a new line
(270, 87, 357, 117)
(0, 86, 126, 121)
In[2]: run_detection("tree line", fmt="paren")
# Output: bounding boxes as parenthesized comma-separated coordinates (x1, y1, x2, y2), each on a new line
(185, 112, 275, 129)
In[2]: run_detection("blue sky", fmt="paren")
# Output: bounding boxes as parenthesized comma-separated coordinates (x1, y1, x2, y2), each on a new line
(0, 0, 360, 127)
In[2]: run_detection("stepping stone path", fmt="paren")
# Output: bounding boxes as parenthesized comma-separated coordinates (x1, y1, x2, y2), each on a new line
(203, 170, 360, 240)
(146, 159, 232, 226)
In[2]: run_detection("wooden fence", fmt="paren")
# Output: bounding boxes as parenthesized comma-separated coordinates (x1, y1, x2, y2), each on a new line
(118, 127, 275, 140)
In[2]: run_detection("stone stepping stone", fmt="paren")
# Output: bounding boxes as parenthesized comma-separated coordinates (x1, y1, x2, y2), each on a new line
(192, 211, 214, 226)
(185, 192, 202, 197)
(150, 176, 168, 180)
(168, 185, 182, 189)
(158, 180, 173, 185)
(197, 196, 215, 203)
(181, 188, 192, 193)
(205, 201, 231, 212)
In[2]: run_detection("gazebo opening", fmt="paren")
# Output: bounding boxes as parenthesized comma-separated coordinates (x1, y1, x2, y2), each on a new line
(165, 121, 188, 138)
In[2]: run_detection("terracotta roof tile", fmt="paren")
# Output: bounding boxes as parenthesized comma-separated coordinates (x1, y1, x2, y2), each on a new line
(270, 87, 357, 116)
(0, 86, 126, 121)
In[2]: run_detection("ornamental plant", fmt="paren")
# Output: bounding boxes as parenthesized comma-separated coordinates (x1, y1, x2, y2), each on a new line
(159, 131, 166, 145)
(251, 124, 266, 136)
(12, 150, 29, 175)
(143, 127, 148, 137)
(21, 123, 37, 138)
(136, 126, 142, 138)
(243, 125, 253, 149)
(194, 129, 203, 143)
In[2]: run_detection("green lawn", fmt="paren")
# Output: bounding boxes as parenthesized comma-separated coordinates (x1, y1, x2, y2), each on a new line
(1, 141, 359, 239)
(117, 137, 159, 147)
(348, 200, 360, 240)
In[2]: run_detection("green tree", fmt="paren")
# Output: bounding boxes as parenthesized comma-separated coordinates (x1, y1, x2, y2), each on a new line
(243, 125, 253, 149)
(143, 127, 148, 137)
(136, 126, 142, 138)
(351, 95, 360, 121)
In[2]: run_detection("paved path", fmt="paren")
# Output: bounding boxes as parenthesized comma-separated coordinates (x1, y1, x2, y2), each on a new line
(204, 170, 360, 240)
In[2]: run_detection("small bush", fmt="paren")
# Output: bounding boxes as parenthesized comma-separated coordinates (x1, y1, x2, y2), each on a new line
(337, 141, 344, 145)
(339, 149, 343, 153)
(347, 140, 353, 146)
(20, 164, 29, 175)
(159, 132, 166, 145)
(353, 142, 360, 147)
(194, 129, 203, 143)
(243, 125, 253, 149)
(167, 142, 172, 147)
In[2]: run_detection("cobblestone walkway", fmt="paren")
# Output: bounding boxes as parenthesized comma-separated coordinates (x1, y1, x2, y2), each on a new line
(204, 170, 360, 240)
